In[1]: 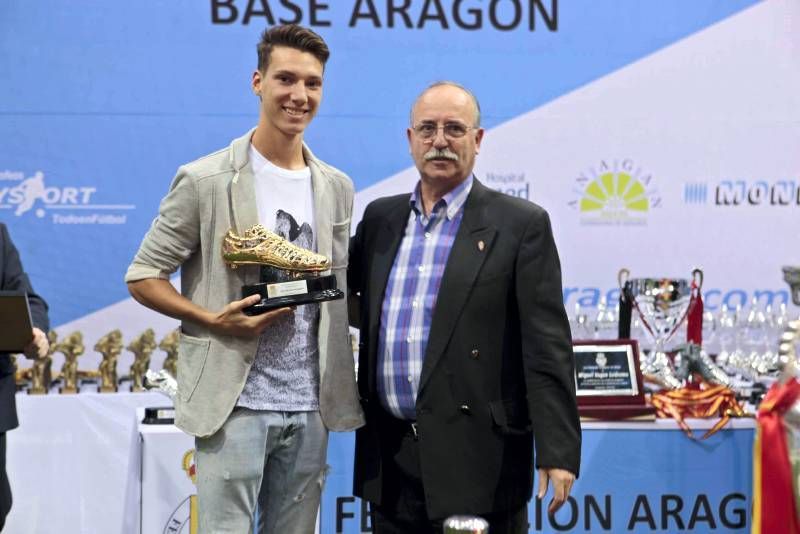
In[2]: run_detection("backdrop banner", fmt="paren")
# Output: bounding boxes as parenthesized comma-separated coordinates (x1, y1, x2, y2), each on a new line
(3, 0, 798, 354)
(323, 422, 754, 534)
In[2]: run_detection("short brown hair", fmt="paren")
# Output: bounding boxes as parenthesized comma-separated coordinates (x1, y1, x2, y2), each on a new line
(256, 24, 330, 73)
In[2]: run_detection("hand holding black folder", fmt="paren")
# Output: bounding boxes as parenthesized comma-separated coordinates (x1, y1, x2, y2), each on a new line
(0, 291, 34, 353)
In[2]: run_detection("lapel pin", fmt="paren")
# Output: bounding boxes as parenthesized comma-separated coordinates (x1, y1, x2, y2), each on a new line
(478, 240, 485, 251)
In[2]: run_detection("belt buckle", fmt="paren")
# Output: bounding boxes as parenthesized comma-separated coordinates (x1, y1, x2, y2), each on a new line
(410, 422, 418, 440)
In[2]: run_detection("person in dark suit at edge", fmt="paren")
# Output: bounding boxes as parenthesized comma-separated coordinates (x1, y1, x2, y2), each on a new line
(0, 223, 50, 530)
(348, 82, 581, 533)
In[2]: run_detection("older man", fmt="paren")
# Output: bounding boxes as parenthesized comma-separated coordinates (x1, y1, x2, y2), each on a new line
(349, 82, 581, 533)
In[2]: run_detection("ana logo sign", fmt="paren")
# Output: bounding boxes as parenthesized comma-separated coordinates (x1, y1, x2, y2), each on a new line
(569, 159, 661, 226)
(0, 170, 134, 224)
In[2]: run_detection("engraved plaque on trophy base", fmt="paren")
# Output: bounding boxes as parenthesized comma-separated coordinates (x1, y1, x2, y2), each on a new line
(242, 265, 343, 316)
(141, 407, 175, 425)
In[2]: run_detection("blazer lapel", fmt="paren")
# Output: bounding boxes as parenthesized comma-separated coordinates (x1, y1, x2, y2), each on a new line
(419, 180, 496, 394)
(230, 165, 259, 233)
(306, 148, 333, 261)
(228, 130, 260, 285)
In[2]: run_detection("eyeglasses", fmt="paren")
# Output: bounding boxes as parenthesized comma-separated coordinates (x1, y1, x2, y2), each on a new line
(412, 122, 476, 140)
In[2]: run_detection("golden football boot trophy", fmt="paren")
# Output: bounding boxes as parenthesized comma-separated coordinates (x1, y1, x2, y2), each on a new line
(221, 224, 343, 315)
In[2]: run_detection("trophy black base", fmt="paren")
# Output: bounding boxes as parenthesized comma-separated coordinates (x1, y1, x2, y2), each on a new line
(142, 407, 176, 425)
(242, 273, 343, 316)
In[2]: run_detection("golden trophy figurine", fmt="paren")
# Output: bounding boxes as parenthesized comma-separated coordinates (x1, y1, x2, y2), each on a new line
(159, 329, 179, 378)
(95, 330, 123, 393)
(128, 329, 156, 392)
(13, 355, 32, 390)
(57, 331, 84, 394)
(29, 331, 57, 395)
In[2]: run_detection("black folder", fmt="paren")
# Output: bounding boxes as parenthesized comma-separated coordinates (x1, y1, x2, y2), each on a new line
(0, 291, 33, 353)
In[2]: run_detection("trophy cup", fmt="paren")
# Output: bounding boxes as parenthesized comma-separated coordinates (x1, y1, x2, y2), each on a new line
(95, 330, 123, 393)
(127, 329, 156, 392)
(56, 331, 84, 394)
(29, 331, 56, 394)
(777, 265, 800, 383)
(619, 269, 704, 389)
(784, 266, 800, 307)
(159, 329, 179, 378)
(143, 330, 179, 422)
(222, 224, 343, 315)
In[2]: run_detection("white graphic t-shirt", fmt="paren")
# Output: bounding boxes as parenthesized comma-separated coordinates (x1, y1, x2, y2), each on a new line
(237, 144, 320, 411)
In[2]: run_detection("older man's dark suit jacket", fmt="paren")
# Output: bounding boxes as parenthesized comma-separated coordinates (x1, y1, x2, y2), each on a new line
(0, 223, 49, 432)
(349, 178, 581, 520)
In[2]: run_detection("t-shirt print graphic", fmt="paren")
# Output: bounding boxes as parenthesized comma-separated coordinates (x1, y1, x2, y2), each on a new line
(238, 208, 321, 411)
(274, 209, 313, 251)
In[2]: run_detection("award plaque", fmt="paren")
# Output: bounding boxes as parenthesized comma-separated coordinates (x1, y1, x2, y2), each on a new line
(573, 340, 655, 420)
(222, 224, 343, 315)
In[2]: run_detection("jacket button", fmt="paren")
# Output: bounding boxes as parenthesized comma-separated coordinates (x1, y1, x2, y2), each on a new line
(470, 349, 479, 359)
(460, 404, 472, 415)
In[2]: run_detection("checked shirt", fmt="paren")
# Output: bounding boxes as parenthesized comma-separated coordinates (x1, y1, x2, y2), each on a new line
(377, 176, 473, 420)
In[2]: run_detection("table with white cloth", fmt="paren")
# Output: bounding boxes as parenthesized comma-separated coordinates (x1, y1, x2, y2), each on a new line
(5, 392, 755, 534)
(5, 391, 165, 534)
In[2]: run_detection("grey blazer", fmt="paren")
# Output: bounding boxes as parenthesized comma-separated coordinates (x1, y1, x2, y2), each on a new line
(125, 129, 364, 437)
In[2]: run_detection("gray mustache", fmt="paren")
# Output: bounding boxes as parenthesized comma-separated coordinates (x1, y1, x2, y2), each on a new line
(423, 149, 459, 162)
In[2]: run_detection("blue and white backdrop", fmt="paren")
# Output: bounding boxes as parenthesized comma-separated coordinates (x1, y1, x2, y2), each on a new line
(3, 0, 798, 362)
(2, 1, 798, 533)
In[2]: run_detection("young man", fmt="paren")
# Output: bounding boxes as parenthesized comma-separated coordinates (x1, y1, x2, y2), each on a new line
(126, 25, 363, 533)
(349, 82, 580, 533)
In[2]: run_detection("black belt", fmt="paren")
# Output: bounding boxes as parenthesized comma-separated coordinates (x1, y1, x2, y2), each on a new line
(380, 410, 419, 440)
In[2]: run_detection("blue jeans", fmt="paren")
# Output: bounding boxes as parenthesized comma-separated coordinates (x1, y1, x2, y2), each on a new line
(195, 409, 328, 534)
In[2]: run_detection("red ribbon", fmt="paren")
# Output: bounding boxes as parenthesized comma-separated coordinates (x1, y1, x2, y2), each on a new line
(650, 383, 745, 440)
(754, 378, 800, 534)
(686, 280, 703, 345)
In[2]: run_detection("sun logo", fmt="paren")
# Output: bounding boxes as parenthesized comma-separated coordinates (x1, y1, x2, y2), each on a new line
(569, 159, 661, 226)
(579, 172, 649, 213)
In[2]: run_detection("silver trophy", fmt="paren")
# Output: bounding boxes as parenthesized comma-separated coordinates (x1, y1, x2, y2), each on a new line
(777, 265, 800, 382)
(143, 369, 177, 400)
(784, 266, 800, 306)
(443, 516, 489, 534)
(619, 269, 700, 389)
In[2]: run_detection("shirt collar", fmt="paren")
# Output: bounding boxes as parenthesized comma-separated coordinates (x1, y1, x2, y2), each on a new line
(409, 175, 474, 221)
